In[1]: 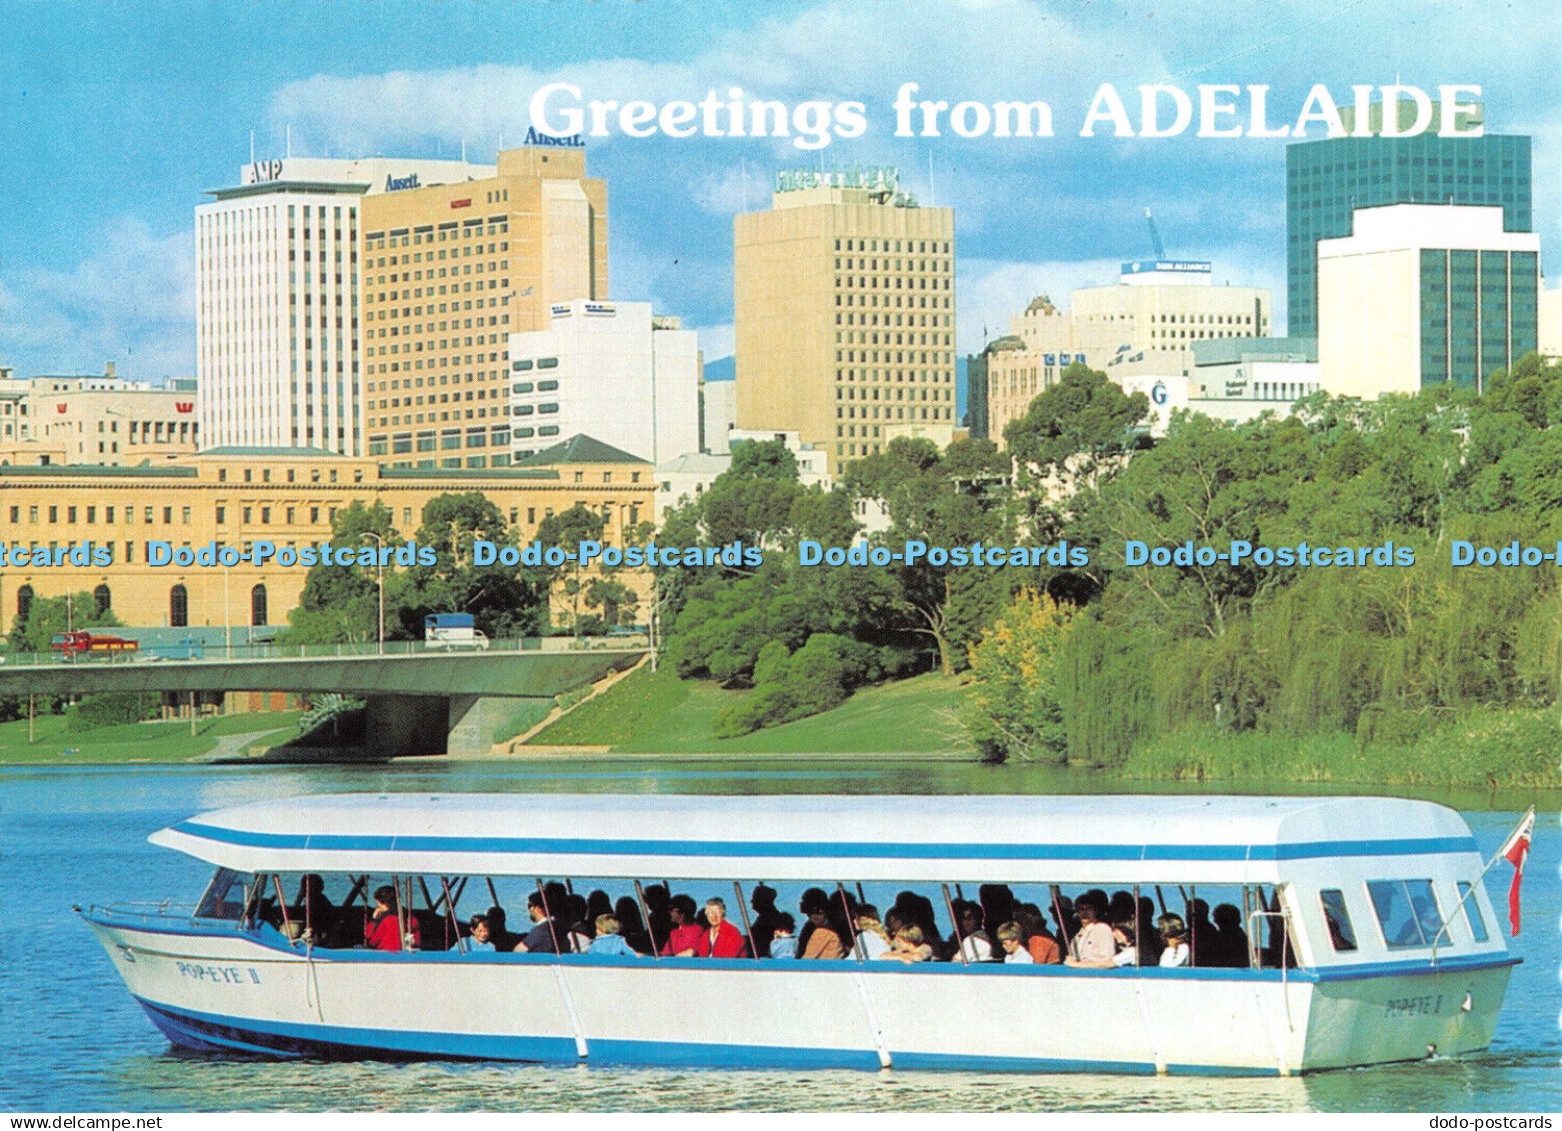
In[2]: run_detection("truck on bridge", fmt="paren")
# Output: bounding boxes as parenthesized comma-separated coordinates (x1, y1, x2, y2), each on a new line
(51, 631, 139, 659)
(424, 613, 490, 651)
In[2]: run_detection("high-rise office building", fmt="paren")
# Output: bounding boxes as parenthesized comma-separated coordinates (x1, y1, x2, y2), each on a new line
(197, 156, 493, 455)
(360, 146, 608, 469)
(734, 168, 955, 471)
(1317, 204, 1539, 397)
(507, 300, 700, 464)
(1286, 101, 1531, 338)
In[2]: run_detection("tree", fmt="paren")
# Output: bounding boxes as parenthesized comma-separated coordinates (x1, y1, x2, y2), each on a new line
(10, 590, 121, 654)
(1004, 362, 1149, 492)
(283, 501, 399, 644)
(961, 589, 1074, 763)
(844, 436, 1025, 672)
(533, 504, 608, 633)
(401, 492, 545, 639)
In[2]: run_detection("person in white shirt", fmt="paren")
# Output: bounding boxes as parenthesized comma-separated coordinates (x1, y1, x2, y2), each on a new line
(996, 921, 1033, 964)
(1157, 913, 1191, 967)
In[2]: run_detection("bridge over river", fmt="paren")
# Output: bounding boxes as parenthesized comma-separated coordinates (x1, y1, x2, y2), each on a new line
(0, 639, 645, 757)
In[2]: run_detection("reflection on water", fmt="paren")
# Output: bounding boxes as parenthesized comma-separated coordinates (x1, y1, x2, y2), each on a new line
(3, 758, 1558, 1113)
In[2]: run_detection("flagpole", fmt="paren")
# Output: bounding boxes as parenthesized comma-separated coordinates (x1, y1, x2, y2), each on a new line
(1429, 805, 1534, 964)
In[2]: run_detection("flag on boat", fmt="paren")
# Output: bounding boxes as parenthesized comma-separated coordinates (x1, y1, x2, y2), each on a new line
(1498, 806, 1535, 937)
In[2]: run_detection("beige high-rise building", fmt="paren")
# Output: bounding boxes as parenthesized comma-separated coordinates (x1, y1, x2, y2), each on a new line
(734, 169, 955, 471)
(987, 265, 1270, 443)
(360, 146, 608, 469)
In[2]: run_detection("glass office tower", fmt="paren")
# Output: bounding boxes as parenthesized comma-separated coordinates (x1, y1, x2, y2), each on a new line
(1286, 128, 1531, 337)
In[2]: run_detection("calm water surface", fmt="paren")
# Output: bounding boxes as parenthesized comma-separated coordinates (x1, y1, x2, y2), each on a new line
(1, 758, 1557, 1113)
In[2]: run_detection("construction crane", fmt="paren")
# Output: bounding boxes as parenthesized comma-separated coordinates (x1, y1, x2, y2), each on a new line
(1144, 206, 1166, 259)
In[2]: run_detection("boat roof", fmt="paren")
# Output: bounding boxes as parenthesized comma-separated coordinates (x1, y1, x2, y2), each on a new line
(149, 793, 1479, 885)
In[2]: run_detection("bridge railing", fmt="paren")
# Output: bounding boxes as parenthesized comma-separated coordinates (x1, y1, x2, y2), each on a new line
(0, 634, 647, 669)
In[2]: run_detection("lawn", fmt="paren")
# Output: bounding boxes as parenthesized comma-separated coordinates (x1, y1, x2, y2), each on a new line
(0, 710, 305, 765)
(527, 669, 973, 755)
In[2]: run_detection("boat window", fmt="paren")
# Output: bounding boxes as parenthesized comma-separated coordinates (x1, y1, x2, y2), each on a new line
(194, 868, 248, 921)
(1457, 881, 1489, 943)
(1367, 879, 1442, 948)
(1318, 889, 1357, 951)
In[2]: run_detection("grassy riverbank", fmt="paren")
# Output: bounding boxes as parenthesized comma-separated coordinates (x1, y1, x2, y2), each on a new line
(0, 710, 304, 765)
(529, 668, 1562, 790)
(527, 668, 971, 755)
(1117, 709, 1562, 790)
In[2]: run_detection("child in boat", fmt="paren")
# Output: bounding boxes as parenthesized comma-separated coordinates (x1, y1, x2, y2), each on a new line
(996, 921, 1033, 964)
(881, 925, 933, 962)
(769, 913, 797, 959)
(465, 914, 495, 952)
(1157, 913, 1191, 967)
(587, 915, 636, 956)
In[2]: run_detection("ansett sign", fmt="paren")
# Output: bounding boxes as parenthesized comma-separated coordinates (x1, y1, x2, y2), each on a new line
(384, 172, 422, 192)
(525, 127, 585, 148)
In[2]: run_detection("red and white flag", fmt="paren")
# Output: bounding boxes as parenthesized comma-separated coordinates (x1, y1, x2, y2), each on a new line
(1498, 807, 1536, 937)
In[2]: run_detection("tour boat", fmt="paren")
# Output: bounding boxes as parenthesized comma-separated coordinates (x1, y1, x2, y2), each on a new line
(80, 793, 1517, 1075)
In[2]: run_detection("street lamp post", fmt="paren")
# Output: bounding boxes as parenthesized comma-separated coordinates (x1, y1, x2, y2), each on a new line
(361, 532, 385, 653)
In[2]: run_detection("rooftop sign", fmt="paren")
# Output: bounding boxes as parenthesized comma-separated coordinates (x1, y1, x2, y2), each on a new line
(776, 165, 899, 193)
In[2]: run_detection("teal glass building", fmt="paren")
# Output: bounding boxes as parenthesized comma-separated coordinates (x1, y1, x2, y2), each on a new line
(1418, 245, 1539, 388)
(1286, 132, 1531, 337)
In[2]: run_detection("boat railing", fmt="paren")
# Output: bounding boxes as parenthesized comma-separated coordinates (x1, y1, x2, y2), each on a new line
(86, 901, 241, 930)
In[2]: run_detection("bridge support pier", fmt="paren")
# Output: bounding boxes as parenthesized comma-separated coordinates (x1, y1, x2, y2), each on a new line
(362, 693, 557, 759)
(364, 695, 450, 758)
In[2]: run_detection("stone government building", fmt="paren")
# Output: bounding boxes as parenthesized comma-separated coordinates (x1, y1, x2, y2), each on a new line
(0, 436, 653, 642)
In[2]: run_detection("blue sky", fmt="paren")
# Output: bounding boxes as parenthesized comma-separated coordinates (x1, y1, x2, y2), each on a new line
(2, 0, 1559, 379)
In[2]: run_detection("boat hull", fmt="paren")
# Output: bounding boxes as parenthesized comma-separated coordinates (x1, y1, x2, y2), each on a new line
(86, 913, 1515, 1075)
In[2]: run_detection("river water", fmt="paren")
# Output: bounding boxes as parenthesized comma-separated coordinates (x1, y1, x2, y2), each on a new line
(1, 758, 1556, 1113)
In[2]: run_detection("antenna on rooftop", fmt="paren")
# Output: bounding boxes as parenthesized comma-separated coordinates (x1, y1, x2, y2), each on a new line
(928, 152, 936, 207)
(250, 130, 255, 164)
(286, 125, 292, 158)
(1144, 207, 1166, 259)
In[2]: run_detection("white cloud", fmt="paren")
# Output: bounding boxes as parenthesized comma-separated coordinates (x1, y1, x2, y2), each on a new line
(0, 219, 195, 378)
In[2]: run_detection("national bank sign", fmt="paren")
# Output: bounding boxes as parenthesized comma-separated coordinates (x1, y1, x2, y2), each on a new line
(776, 165, 899, 193)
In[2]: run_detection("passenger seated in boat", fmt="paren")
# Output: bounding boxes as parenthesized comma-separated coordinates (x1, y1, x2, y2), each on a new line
(1207, 903, 1249, 968)
(587, 915, 636, 957)
(661, 894, 704, 957)
(769, 913, 797, 959)
(365, 885, 419, 952)
(513, 891, 563, 954)
(995, 921, 1033, 964)
(643, 884, 673, 947)
(1110, 918, 1138, 966)
(953, 900, 993, 962)
(693, 897, 747, 958)
(852, 906, 892, 960)
(749, 884, 784, 958)
(294, 873, 338, 945)
(1015, 904, 1062, 964)
(1137, 896, 1164, 964)
(892, 892, 944, 958)
(486, 906, 520, 952)
(881, 925, 933, 963)
(564, 893, 592, 954)
(1064, 892, 1116, 968)
(1186, 898, 1216, 965)
(613, 897, 654, 955)
(1157, 914, 1190, 967)
(797, 889, 847, 959)
(465, 914, 496, 952)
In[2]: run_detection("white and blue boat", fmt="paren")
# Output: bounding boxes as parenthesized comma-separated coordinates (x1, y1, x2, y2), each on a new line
(81, 793, 1517, 1075)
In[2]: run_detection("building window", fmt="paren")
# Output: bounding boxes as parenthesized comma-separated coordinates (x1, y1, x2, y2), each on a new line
(16, 585, 32, 623)
(93, 585, 111, 616)
(251, 584, 268, 627)
(170, 584, 188, 628)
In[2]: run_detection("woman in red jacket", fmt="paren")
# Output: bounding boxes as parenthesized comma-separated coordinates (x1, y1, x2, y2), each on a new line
(364, 884, 419, 951)
(693, 897, 747, 958)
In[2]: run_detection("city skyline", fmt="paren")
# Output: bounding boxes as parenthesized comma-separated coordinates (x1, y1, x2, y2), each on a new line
(3, 0, 1561, 380)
